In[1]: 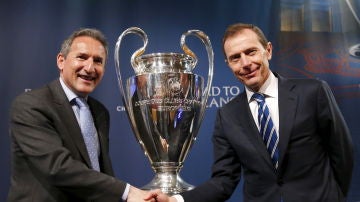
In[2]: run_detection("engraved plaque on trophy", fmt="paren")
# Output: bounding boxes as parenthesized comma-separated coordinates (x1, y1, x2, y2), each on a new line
(114, 27, 213, 195)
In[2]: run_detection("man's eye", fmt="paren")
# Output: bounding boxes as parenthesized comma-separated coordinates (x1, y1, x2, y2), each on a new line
(247, 49, 257, 56)
(228, 54, 240, 63)
(77, 55, 86, 60)
(94, 58, 103, 64)
(230, 58, 239, 63)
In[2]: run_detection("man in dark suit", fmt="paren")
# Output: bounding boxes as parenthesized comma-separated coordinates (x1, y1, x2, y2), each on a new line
(147, 23, 354, 202)
(8, 28, 154, 202)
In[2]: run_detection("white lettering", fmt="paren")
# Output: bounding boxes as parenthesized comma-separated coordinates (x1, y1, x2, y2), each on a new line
(219, 97, 230, 107)
(116, 106, 126, 111)
(209, 86, 221, 96)
(207, 96, 236, 108)
(207, 97, 219, 108)
(222, 86, 231, 96)
(229, 86, 240, 96)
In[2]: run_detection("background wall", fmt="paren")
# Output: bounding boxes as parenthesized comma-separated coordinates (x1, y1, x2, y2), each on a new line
(0, 0, 359, 201)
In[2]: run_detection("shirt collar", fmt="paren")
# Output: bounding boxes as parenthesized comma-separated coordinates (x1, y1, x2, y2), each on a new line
(246, 71, 278, 103)
(59, 77, 87, 103)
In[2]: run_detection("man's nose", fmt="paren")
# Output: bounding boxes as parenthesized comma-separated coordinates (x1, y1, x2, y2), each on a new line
(84, 60, 95, 72)
(240, 55, 251, 67)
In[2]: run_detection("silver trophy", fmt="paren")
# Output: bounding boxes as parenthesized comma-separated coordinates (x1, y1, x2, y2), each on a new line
(114, 27, 213, 194)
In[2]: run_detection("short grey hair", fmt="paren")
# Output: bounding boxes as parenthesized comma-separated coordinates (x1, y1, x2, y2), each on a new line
(59, 28, 108, 58)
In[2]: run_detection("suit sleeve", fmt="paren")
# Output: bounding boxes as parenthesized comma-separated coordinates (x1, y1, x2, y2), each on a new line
(10, 92, 126, 201)
(181, 109, 241, 202)
(317, 80, 354, 196)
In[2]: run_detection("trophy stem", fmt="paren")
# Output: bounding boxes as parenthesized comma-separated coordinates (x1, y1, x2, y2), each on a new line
(142, 162, 194, 195)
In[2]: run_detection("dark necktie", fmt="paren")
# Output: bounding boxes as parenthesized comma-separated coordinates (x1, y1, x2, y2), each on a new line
(75, 97, 100, 171)
(252, 93, 279, 169)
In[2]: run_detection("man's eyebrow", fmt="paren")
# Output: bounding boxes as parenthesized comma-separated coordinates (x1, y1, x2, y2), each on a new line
(228, 53, 240, 60)
(94, 55, 105, 62)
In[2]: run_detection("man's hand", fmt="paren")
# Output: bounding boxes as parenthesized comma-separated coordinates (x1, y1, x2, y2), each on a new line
(144, 189, 178, 202)
(127, 186, 156, 202)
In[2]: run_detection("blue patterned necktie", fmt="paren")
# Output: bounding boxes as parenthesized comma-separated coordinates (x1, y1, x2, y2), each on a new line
(252, 93, 279, 169)
(75, 97, 100, 171)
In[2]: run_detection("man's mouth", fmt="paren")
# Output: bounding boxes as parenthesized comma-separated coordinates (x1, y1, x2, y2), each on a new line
(78, 74, 96, 81)
(241, 69, 257, 78)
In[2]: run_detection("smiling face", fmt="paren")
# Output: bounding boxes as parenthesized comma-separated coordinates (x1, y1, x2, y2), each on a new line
(57, 36, 106, 97)
(224, 29, 272, 92)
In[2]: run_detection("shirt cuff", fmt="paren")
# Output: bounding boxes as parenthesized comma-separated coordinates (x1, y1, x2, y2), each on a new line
(121, 183, 130, 201)
(172, 194, 184, 202)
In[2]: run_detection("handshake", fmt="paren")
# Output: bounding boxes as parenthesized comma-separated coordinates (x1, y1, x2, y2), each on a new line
(127, 186, 179, 202)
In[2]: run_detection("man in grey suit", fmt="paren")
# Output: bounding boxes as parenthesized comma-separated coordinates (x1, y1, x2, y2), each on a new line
(147, 23, 354, 202)
(8, 28, 154, 202)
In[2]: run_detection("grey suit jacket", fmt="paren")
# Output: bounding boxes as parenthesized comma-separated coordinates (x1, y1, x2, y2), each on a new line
(181, 73, 354, 202)
(8, 79, 126, 202)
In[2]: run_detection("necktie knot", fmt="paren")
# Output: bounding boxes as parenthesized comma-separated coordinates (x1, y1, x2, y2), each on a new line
(75, 97, 88, 108)
(252, 93, 265, 103)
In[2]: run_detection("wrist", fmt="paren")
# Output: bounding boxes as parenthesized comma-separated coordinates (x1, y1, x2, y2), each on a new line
(172, 194, 184, 202)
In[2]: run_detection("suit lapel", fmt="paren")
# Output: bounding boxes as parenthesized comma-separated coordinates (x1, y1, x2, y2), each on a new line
(49, 80, 93, 168)
(235, 93, 274, 169)
(276, 74, 298, 168)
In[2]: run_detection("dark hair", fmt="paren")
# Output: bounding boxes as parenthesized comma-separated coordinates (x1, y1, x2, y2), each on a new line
(222, 23, 268, 59)
(59, 28, 108, 58)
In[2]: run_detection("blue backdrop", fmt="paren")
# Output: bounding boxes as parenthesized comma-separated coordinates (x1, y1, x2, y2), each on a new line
(1, 0, 359, 201)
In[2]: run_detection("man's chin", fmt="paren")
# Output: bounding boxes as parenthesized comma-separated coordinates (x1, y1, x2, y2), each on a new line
(244, 76, 257, 84)
(244, 79, 261, 91)
(75, 86, 95, 96)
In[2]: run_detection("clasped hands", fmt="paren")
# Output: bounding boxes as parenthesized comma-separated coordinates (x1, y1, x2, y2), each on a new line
(127, 186, 177, 202)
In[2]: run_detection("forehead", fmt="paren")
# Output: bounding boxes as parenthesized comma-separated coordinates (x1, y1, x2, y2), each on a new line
(70, 36, 106, 56)
(224, 29, 262, 53)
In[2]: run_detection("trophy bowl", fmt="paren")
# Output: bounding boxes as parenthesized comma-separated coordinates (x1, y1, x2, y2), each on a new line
(114, 27, 213, 195)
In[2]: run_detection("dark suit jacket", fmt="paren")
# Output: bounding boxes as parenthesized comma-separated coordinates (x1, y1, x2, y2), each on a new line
(8, 80, 126, 202)
(181, 73, 354, 202)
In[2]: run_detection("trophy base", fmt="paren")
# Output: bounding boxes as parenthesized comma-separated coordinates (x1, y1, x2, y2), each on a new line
(142, 162, 194, 195)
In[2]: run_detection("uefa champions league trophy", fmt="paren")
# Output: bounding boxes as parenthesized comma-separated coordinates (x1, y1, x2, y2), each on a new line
(114, 27, 213, 195)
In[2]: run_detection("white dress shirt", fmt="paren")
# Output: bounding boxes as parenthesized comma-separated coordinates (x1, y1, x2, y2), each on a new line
(246, 72, 279, 136)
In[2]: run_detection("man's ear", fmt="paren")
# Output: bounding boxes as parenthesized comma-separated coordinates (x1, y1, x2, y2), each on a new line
(266, 42, 273, 60)
(57, 53, 65, 71)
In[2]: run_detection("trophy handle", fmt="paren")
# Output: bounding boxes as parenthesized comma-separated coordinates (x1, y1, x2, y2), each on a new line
(114, 27, 148, 110)
(180, 30, 214, 115)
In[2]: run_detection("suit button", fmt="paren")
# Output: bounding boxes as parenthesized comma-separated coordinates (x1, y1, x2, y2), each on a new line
(277, 179, 284, 186)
